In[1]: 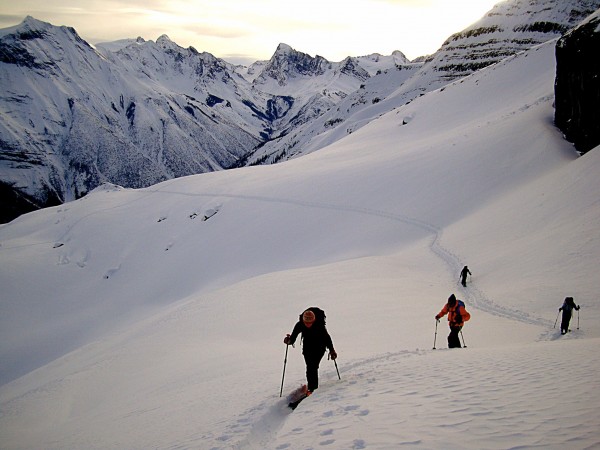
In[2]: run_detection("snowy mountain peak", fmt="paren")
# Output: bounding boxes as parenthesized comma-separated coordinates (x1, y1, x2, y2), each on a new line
(338, 56, 370, 81)
(275, 42, 294, 54)
(2, 0, 599, 223)
(256, 43, 330, 87)
(156, 34, 176, 49)
(1, 16, 68, 43)
(436, 0, 600, 77)
(239, 0, 599, 168)
(0, 16, 94, 71)
(391, 50, 410, 63)
(0, 16, 264, 222)
(20, 15, 51, 31)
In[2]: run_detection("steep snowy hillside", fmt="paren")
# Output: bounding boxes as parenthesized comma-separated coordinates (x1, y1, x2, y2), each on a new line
(248, 0, 600, 165)
(243, 59, 422, 164)
(0, 31, 599, 449)
(0, 17, 262, 222)
(241, 44, 399, 164)
(3, 1, 597, 225)
(0, 20, 394, 223)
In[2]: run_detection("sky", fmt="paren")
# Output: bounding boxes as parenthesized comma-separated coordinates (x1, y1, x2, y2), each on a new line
(0, 0, 501, 64)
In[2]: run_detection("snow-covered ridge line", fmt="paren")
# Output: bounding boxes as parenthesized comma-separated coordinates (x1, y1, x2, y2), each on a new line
(2, 1, 599, 223)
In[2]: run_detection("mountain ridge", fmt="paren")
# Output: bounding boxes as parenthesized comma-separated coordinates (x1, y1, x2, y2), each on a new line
(1, 0, 599, 222)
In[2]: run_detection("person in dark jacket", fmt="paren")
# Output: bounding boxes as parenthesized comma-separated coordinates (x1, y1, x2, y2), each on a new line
(435, 294, 471, 348)
(284, 308, 337, 393)
(460, 266, 472, 287)
(559, 297, 580, 335)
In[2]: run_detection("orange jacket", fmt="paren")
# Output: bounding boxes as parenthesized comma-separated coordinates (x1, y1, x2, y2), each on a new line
(436, 301, 471, 326)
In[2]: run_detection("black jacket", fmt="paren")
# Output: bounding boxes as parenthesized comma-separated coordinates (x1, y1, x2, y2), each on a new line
(288, 321, 334, 356)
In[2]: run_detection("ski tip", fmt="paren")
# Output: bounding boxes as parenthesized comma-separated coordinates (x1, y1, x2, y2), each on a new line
(288, 396, 306, 410)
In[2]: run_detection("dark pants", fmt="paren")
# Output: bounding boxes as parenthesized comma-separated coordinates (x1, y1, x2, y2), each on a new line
(448, 326, 462, 348)
(461, 276, 467, 287)
(304, 350, 326, 391)
(561, 312, 572, 334)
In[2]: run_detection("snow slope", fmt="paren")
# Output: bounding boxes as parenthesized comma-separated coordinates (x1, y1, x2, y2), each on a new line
(0, 38, 599, 449)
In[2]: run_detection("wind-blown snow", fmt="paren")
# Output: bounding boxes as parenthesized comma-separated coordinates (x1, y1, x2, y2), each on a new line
(0, 38, 599, 449)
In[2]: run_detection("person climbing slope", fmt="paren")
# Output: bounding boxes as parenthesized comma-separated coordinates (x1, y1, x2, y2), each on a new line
(559, 297, 580, 335)
(284, 307, 337, 394)
(435, 294, 471, 348)
(460, 266, 472, 287)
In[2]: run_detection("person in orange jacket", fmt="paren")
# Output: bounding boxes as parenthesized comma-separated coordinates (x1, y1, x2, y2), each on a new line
(435, 294, 471, 348)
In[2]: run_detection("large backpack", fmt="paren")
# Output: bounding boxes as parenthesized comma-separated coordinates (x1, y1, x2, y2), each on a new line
(452, 300, 466, 323)
(299, 307, 326, 327)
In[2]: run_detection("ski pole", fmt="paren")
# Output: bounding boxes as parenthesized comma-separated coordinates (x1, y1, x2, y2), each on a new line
(460, 330, 467, 348)
(577, 308, 580, 330)
(328, 352, 341, 380)
(280, 341, 290, 397)
(553, 310, 560, 328)
(433, 319, 439, 349)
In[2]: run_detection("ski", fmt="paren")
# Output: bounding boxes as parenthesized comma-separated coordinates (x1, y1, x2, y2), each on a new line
(287, 384, 310, 410)
(288, 394, 309, 410)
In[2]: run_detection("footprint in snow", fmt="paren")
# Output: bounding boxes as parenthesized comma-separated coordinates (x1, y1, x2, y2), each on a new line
(103, 264, 121, 279)
(352, 439, 367, 449)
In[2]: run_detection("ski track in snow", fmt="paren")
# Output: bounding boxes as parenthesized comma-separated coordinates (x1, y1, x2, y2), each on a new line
(3, 186, 561, 449)
(0, 182, 557, 340)
(134, 188, 558, 449)
(152, 187, 553, 331)
(209, 342, 600, 449)
(0, 183, 554, 332)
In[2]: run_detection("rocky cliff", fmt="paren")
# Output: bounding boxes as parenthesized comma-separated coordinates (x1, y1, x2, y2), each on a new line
(554, 9, 600, 154)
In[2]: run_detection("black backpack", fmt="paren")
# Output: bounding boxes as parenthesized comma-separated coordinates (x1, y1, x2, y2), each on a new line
(299, 307, 326, 327)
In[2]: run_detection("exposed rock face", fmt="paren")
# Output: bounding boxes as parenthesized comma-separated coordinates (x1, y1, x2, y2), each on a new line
(0, 20, 383, 223)
(256, 43, 330, 86)
(431, 0, 600, 83)
(242, 0, 600, 167)
(0, 17, 263, 223)
(554, 10, 600, 154)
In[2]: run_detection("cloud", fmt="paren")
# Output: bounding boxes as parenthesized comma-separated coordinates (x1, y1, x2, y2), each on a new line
(0, 0, 500, 63)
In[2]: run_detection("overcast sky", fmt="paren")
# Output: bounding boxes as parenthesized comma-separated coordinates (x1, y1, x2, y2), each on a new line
(0, 0, 500, 64)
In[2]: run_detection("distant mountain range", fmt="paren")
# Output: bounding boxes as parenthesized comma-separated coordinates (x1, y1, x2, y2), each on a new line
(1, 0, 598, 222)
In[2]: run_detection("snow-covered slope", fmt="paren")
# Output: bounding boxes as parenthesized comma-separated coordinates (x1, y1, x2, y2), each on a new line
(0, 19, 394, 222)
(0, 17, 263, 205)
(247, 0, 600, 165)
(4, 1, 598, 224)
(0, 33, 599, 449)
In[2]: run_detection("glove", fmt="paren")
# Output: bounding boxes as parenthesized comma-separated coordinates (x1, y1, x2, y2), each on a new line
(559, 307, 562, 311)
(329, 350, 337, 360)
(284, 334, 291, 345)
(435, 315, 440, 321)
(455, 314, 462, 323)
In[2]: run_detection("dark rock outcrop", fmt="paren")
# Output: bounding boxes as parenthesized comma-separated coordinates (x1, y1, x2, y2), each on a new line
(554, 10, 600, 154)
